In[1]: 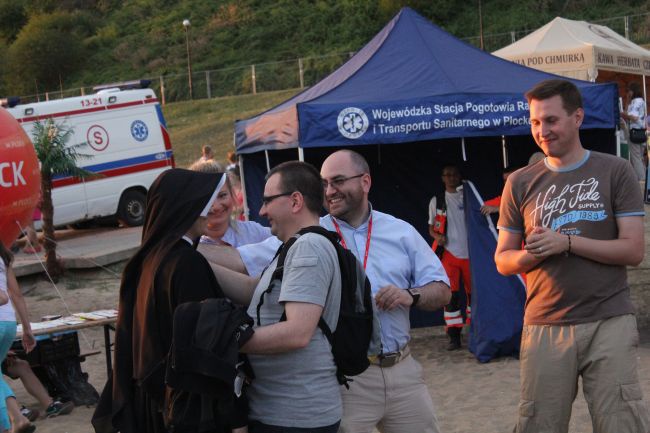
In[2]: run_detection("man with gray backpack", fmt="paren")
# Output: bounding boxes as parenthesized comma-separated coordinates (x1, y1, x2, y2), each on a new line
(210, 160, 376, 433)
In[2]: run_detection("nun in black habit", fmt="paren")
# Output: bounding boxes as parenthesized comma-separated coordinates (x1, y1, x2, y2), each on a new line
(92, 169, 245, 433)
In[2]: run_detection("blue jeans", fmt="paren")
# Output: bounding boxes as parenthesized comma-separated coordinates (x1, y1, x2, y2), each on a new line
(249, 420, 340, 433)
(0, 321, 17, 430)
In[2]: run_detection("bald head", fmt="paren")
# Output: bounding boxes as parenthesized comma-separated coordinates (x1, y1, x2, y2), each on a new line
(322, 150, 369, 176)
(321, 150, 371, 226)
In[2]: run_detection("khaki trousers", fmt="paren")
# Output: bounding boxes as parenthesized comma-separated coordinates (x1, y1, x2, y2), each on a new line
(515, 314, 650, 433)
(339, 354, 440, 433)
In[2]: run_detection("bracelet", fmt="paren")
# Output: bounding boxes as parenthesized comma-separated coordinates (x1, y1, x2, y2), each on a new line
(566, 234, 572, 254)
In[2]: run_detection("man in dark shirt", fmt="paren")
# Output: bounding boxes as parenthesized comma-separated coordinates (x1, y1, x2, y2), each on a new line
(495, 79, 649, 433)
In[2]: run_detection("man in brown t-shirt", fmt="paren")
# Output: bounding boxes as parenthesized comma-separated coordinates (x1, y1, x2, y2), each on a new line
(495, 79, 649, 433)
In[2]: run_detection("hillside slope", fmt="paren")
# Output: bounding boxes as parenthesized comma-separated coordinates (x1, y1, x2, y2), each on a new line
(1, 0, 647, 96)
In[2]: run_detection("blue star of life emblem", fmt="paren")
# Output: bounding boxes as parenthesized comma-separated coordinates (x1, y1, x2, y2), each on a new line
(131, 120, 149, 142)
(337, 107, 369, 139)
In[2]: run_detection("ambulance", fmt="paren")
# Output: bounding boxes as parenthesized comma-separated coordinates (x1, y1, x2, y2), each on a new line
(4, 81, 174, 227)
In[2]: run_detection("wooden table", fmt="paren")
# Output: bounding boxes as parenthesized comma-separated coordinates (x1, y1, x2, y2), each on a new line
(17, 316, 117, 376)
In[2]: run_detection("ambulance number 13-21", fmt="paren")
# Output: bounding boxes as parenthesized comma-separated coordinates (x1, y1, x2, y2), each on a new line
(81, 98, 102, 107)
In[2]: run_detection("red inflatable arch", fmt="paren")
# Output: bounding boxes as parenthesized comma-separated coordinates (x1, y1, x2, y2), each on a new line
(0, 107, 41, 248)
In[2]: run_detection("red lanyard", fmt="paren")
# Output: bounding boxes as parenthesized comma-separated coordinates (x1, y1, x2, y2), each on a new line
(330, 214, 373, 270)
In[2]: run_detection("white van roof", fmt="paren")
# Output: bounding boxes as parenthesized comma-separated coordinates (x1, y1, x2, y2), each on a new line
(7, 88, 158, 122)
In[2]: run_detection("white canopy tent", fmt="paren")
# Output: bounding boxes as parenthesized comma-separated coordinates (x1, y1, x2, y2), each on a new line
(494, 17, 650, 190)
(493, 17, 650, 82)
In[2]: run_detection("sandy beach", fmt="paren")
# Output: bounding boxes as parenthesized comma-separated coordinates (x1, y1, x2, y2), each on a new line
(9, 260, 650, 433)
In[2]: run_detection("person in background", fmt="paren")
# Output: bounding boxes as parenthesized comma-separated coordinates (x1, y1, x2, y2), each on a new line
(480, 165, 517, 216)
(226, 151, 238, 171)
(0, 242, 36, 433)
(21, 193, 42, 255)
(621, 82, 646, 181)
(527, 151, 545, 166)
(429, 164, 471, 351)
(189, 161, 271, 249)
(496, 79, 649, 432)
(3, 353, 74, 421)
(199, 145, 215, 163)
(646, 111, 650, 170)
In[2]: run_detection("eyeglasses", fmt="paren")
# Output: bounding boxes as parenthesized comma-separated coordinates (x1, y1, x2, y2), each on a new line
(261, 191, 293, 206)
(322, 173, 365, 190)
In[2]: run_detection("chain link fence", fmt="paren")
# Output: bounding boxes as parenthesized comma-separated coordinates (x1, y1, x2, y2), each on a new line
(16, 51, 353, 105)
(14, 13, 650, 105)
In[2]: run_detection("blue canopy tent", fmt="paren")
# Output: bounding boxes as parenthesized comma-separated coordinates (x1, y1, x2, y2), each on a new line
(234, 7, 618, 360)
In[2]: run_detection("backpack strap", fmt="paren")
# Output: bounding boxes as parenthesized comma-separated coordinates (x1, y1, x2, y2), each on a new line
(317, 317, 334, 345)
(255, 226, 332, 326)
(255, 240, 295, 326)
(265, 226, 340, 331)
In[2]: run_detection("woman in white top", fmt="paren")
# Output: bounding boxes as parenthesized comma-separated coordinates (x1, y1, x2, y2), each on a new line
(189, 160, 272, 248)
(0, 243, 36, 433)
(621, 82, 647, 181)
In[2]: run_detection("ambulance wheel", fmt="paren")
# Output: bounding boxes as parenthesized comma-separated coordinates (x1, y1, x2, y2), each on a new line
(117, 190, 146, 227)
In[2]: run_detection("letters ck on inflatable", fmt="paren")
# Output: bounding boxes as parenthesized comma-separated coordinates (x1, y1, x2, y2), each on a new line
(0, 107, 40, 248)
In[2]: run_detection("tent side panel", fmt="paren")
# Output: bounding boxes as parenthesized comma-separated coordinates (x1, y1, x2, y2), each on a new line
(235, 106, 300, 155)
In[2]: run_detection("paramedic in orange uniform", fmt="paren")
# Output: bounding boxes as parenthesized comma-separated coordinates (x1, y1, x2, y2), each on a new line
(428, 164, 471, 350)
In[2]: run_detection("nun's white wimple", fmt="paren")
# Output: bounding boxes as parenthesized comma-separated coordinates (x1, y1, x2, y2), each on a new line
(200, 174, 226, 217)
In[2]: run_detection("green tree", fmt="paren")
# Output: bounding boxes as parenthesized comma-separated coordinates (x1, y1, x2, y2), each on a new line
(31, 119, 93, 280)
(5, 12, 92, 94)
(0, 0, 27, 42)
(0, 40, 8, 96)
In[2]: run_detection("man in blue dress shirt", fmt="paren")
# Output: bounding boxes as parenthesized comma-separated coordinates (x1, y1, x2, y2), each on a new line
(319, 150, 450, 433)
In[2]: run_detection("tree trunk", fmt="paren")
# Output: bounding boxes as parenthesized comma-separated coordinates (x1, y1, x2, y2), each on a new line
(41, 171, 63, 281)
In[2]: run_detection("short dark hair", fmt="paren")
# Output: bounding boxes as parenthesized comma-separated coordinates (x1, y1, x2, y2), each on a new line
(266, 161, 323, 214)
(441, 164, 461, 175)
(525, 79, 583, 114)
(628, 82, 643, 99)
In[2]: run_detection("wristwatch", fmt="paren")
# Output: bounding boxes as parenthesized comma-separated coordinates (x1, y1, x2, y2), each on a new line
(407, 288, 421, 306)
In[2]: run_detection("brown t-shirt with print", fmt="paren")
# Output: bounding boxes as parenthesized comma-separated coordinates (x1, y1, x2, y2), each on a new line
(498, 151, 645, 325)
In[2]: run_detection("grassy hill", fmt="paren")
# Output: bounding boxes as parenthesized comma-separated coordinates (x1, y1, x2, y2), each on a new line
(1, 0, 648, 97)
(163, 88, 300, 167)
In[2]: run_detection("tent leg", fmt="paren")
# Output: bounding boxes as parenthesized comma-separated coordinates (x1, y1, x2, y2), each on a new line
(642, 74, 648, 184)
(264, 150, 271, 172)
(461, 137, 467, 161)
(298, 147, 304, 162)
(501, 135, 508, 168)
(239, 154, 250, 221)
(641, 75, 648, 109)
